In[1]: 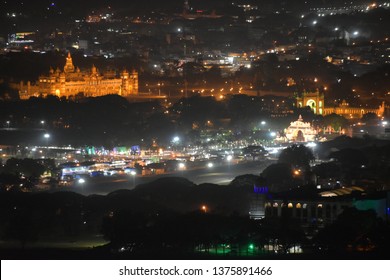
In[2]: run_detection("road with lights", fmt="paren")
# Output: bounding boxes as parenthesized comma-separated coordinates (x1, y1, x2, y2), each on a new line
(67, 160, 273, 195)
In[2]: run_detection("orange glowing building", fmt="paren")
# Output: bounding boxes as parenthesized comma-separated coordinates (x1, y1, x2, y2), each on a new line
(18, 53, 138, 99)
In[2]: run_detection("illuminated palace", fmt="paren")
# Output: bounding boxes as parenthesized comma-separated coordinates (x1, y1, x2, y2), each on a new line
(296, 90, 385, 119)
(18, 53, 138, 99)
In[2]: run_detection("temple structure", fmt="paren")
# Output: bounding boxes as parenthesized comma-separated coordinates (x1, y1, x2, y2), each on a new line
(18, 53, 138, 99)
(278, 115, 318, 142)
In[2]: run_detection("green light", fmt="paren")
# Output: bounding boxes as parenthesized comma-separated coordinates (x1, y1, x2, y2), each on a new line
(248, 244, 254, 250)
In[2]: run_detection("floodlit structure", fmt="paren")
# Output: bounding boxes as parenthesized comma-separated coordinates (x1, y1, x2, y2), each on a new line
(279, 115, 318, 142)
(18, 53, 138, 99)
(296, 90, 385, 119)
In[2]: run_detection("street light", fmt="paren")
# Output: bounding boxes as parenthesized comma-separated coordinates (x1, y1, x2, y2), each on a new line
(130, 170, 136, 187)
(172, 136, 180, 143)
(43, 133, 50, 157)
(78, 178, 86, 184)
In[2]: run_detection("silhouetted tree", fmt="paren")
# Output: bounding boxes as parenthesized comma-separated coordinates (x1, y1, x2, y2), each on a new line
(261, 163, 293, 192)
(278, 144, 315, 169)
(323, 113, 348, 131)
(361, 112, 379, 124)
(314, 207, 388, 253)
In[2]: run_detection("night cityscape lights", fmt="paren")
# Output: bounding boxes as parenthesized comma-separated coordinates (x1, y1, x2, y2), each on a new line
(0, 0, 389, 260)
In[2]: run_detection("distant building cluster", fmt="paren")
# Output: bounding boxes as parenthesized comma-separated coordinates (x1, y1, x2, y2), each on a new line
(18, 53, 138, 99)
(296, 90, 386, 119)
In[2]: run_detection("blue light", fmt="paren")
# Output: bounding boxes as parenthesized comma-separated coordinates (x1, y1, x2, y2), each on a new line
(254, 185, 269, 194)
(387, 208, 390, 215)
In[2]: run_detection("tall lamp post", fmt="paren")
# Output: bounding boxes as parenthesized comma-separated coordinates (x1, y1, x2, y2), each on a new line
(44, 133, 50, 157)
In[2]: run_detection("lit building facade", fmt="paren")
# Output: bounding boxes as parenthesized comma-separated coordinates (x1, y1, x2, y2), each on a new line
(296, 90, 325, 115)
(279, 115, 318, 142)
(18, 53, 138, 99)
(296, 90, 385, 119)
(264, 188, 390, 228)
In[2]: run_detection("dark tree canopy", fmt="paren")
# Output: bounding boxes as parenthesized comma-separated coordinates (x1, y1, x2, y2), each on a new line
(314, 207, 389, 253)
(260, 162, 293, 192)
(361, 112, 379, 124)
(322, 113, 348, 131)
(278, 144, 315, 169)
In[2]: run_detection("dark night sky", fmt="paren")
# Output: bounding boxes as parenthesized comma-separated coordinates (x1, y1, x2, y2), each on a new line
(1, 0, 370, 11)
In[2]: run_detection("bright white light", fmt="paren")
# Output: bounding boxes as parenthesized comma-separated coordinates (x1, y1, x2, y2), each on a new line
(334, 27, 339, 31)
(353, 31, 359, 36)
(78, 178, 86, 184)
(130, 170, 136, 176)
(270, 132, 277, 137)
(178, 162, 186, 169)
(207, 162, 214, 168)
(44, 133, 50, 139)
(306, 142, 317, 148)
(226, 155, 233, 161)
(313, 20, 317, 25)
(261, 121, 266, 125)
(172, 136, 180, 143)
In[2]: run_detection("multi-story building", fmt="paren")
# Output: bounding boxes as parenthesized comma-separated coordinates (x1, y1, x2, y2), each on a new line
(264, 188, 390, 229)
(18, 53, 138, 99)
(296, 90, 385, 119)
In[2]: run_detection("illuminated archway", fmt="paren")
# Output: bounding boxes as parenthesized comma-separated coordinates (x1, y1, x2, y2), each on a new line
(306, 99, 317, 114)
(296, 130, 305, 142)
